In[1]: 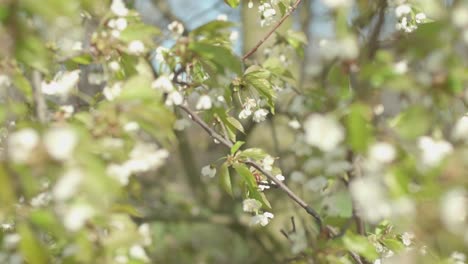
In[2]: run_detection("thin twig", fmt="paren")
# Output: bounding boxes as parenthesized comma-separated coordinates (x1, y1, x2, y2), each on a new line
(242, 0, 303, 61)
(367, 0, 387, 59)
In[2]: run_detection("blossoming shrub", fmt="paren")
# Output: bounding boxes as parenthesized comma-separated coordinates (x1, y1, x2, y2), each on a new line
(0, 0, 467, 263)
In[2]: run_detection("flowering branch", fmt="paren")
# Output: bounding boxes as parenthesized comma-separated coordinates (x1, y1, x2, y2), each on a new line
(178, 103, 323, 229)
(242, 0, 303, 61)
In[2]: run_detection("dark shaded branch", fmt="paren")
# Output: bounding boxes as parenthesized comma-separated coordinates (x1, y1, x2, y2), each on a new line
(367, 0, 387, 59)
(31, 70, 47, 124)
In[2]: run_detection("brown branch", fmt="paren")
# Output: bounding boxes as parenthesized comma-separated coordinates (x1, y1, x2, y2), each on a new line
(242, 0, 303, 61)
(367, 0, 387, 59)
(178, 104, 323, 229)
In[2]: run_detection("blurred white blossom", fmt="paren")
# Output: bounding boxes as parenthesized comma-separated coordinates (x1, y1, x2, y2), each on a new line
(128, 40, 145, 54)
(152, 75, 174, 92)
(401, 232, 415, 246)
(418, 136, 453, 167)
(253, 108, 268, 123)
(441, 189, 467, 233)
(304, 114, 344, 152)
(394, 60, 408, 74)
(452, 114, 468, 142)
(64, 203, 95, 231)
(251, 212, 274, 226)
(369, 142, 396, 164)
(451, 252, 466, 264)
(111, 0, 129, 16)
(173, 118, 191, 131)
(321, 0, 352, 9)
(7, 128, 39, 163)
(53, 168, 83, 201)
(243, 199, 262, 213)
(395, 4, 411, 17)
(165, 91, 183, 106)
(103, 82, 122, 101)
(201, 165, 216, 178)
(130, 244, 149, 262)
(261, 155, 275, 171)
(196, 95, 212, 110)
(42, 70, 80, 97)
(44, 126, 78, 161)
(168, 21, 184, 36)
(258, 3, 276, 27)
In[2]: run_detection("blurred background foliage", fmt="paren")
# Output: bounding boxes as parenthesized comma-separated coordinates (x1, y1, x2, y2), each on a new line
(0, 0, 468, 263)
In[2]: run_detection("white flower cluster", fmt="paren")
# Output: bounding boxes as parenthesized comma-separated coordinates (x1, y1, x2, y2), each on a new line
(303, 113, 345, 152)
(201, 165, 216, 178)
(152, 75, 184, 106)
(107, 142, 169, 185)
(453, 6, 468, 44)
(8, 126, 78, 163)
(451, 252, 467, 264)
(258, 2, 277, 27)
(394, 4, 426, 33)
(242, 198, 275, 226)
(256, 155, 285, 191)
(238, 98, 269, 123)
(42, 70, 81, 98)
(168, 21, 184, 37)
(418, 136, 453, 167)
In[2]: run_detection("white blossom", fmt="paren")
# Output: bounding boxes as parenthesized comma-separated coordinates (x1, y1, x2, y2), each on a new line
(130, 244, 149, 262)
(394, 60, 408, 74)
(452, 114, 468, 142)
(111, 0, 129, 16)
(239, 108, 252, 119)
(115, 17, 128, 30)
(41, 70, 80, 97)
(201, 165, 216, 178)
(369, 142, 396, 164)
(196, 95, 213, 110)
(109, 61, 120, 71)
(229, 31, 239, 42)
(59, 105, 75, 118)
(304, 114, 344, 152)
(275, 174, 285, 181)
(251, 212, 274, 226)
(258, 181, 271, 191)
(243, 199, 262, 213)
(103, 82, 122, 101)
(64, 204, 94, 231)
(415, 13, 426, 24)
(350, 177, 391, 223)
(124, 121, 140, 132)
(453, 7, 468, 27)
(138, 223, 152, 246)
(401, 232, 415, 246)
(124, 143, 169, 173)
(253, 108, 268, 123)
(321, 0, 352, 9)
(107, 163, 132, 185)
(258, 3, 276, 27)
(155, 47, 169, 63)
(44, 126, 78, 161)
(128, 40, 145, 54)
(165, 91, 183, 106)
(248, 1, 253, 8)
(30, 192, 51, 207)
(261, 155, 275, 171)
(7, 128, 39, 163)
(441, 189, 467, 233)
(53, 168, 83, 201)
(168, 21, 184, 36)
(217, 14, 228, 21)
(395, 4, 411, 18)
(418, 136, 453, 167)
(451, 252, 466, 264)
(288, 119, 301, 130)
(3, 234, 21, 249)
(173, 118, 191, 131)
(152, 75, 174, 92)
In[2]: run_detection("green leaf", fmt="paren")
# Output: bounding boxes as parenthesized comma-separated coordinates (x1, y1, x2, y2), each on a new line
(18, 223, 50, 264)
(219, 163, 233, 197)
(343, 233, 379, 261)
(390, 105, 431, 139)
(346, 103, 373, 153)
(231, 141, 245, 154)
(226, 116, 244, 133)
(233, 163, 257, 190)
(238, 148, 268, 160)
(224, 0, 240, 8)
(191, 20, 235, 36)
(382, 238, 405, 252)
(15, 35, 51, 73)
(119, 23, 160, 43)
(12, 72, 33, 102)
(244, 71, 276, 112)
(118, 75, 155, 101)
(69, 54, 93, 65)
(189, 42, 242, 75)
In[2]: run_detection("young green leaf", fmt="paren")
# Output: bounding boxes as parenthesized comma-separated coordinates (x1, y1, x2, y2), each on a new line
(219, 163, 233, 197)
